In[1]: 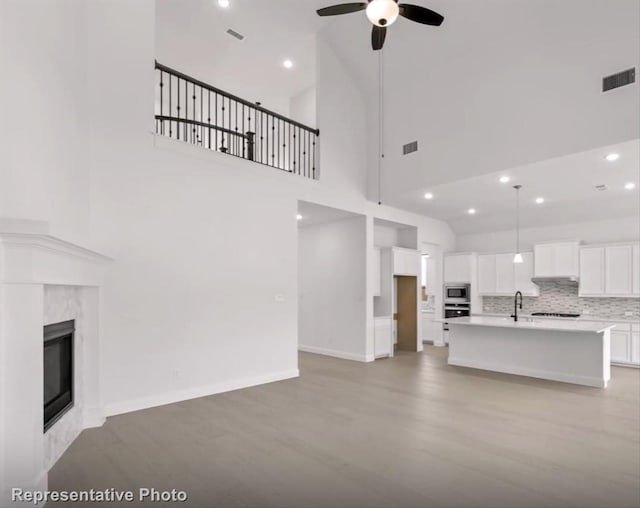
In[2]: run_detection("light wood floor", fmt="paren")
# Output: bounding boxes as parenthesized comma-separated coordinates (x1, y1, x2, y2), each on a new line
(49, 347, 640, 508)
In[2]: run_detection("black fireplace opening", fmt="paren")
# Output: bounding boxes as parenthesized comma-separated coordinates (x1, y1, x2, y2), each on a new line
(44, 320, 74, 432)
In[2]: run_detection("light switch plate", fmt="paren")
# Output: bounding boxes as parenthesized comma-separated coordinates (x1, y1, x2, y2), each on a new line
(275, 294, 285, 303)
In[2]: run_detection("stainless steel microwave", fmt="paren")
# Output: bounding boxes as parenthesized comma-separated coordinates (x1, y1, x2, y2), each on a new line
(445, 284, 470, 302)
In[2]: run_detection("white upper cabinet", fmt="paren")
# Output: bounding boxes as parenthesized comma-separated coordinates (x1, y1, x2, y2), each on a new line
(514, 252, 538, 295)
(392, 248, 419, 276)
(534, 244, 555, 277)
(495, 254, 516, 294)
(579, 243, 639, 298)
(605, 245, 633, 296)
(579, 247, 605, 296)
(634, 244, 640, 296)
(534, 242, 579, 278)
(444, 253, 474, 283)
(477, 252, 538, 296)
(555, 243, 580, 277)
(477, 255, 496, 294)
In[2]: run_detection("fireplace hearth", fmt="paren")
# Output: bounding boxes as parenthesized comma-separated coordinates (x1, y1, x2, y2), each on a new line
(44, 320, 74, 432)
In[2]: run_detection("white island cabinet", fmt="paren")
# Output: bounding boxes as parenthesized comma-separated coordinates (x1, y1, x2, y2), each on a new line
(447, 316, 614, 388)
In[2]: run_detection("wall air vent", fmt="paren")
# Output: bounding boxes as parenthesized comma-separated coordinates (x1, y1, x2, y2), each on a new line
(603, 68, 635, 92)
(226, 29, 245, 41)
(403, 141, 418, 155)
(595, 184, 608, 192)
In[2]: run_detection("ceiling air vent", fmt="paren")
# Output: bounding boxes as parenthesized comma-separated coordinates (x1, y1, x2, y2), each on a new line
(603, 68, 635, 92)
(226, 28, 245, 41)
(403, 141, 418, 155)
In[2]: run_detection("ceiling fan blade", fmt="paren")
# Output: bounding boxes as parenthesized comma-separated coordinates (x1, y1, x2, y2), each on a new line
(399, 4, 444, 25)
(317, 3, 367, 16)
(372, 25, 387, 51)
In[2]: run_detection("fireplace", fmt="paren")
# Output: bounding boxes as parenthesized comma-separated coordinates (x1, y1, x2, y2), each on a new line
(44, 320, 74, 432)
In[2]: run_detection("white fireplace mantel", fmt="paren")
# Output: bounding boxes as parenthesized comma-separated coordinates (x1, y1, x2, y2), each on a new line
(0, 219, 112, 506)
(0, 220, 112, 286)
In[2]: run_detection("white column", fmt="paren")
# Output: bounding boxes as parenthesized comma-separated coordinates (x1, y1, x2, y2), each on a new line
(0, 284, 47, 505)
(80, 287, 105, 428)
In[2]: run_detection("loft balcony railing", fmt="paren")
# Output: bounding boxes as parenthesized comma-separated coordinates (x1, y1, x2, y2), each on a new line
(155, 61, 319, 179)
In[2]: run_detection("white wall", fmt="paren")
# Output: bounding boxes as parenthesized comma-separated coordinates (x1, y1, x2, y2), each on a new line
(298, 217, 368, 361)
(456, 215, 640, 253)
(374, 223, 399, 248)
(0, 0, 90, 245)
(290, 87, 317, 128)
(315, 35, 367, 198)
(0, 0, 456, 422)
(362, 0, 640, 199)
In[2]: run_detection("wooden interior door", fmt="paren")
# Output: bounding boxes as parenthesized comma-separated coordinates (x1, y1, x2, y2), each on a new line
(396, 276, 418, 352)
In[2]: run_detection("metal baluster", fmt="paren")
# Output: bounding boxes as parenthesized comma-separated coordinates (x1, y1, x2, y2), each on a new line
(271, 116, 275, 166)
(169, 74, 173, 138)
(312, 134, 317, 179)
(293, 127, 297, 174)
(215, 93, 218, 151)
(159, 70, 164, 135)
(208, 90, 211, 149)
(184, 78, 188, 141)
(192, 86, 196, 144)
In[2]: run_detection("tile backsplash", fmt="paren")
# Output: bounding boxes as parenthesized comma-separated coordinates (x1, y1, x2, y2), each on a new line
(483, 282, 640, 320)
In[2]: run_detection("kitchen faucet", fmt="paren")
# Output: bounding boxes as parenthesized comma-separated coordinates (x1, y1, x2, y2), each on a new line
(511, 291, 523, 322)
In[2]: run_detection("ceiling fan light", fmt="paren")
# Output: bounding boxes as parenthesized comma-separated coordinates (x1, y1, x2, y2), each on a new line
(366, 0, 399, 27)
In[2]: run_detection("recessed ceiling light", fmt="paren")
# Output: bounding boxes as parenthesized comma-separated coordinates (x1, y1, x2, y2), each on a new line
(283, 59, 294, 69)
(218, 0, 230, 8)
(535, 197, 545, 204)
(296, 214, 303, 221)
(424, 192, 434, 200)
(468, 208, 477, 215)
(606, 153, 620, 162)
(625, 182, 636, 190)
(499, 176, 510, 184)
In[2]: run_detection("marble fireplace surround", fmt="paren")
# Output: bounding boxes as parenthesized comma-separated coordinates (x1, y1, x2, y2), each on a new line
(0, 219, 111, 505)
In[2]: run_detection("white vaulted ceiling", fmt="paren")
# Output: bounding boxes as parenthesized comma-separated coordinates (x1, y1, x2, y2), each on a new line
(155, 0, 330, 113)
(156, 0, 640, 232)
(409, 139, 640, 234)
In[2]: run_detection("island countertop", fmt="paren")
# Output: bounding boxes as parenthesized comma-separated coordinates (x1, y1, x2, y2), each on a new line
(446, 316, 616, 334)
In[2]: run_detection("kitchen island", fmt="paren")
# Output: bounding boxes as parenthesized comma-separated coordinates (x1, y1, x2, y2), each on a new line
(446, 316, 616, 388)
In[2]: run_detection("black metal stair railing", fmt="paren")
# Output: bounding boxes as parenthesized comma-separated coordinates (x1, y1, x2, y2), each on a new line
(155, 61, 319, 179)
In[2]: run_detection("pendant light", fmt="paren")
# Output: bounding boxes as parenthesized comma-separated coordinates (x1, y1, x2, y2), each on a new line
(513, 185, 523, 264)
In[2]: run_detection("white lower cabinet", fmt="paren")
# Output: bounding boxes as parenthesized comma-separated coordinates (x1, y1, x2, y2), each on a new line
(374, 317, 393, 359)
(610, 323, 640, 367)
(632, 332, 640, 364)
(421, 312, 441, 343)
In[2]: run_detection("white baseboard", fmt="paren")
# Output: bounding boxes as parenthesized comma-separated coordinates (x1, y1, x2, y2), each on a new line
(82, 407, 106, 429)
(298, 345, 373, 362)
(105, 369, 300, 417)
(1, 469, 48, 507)
(448, 357, 607, 388)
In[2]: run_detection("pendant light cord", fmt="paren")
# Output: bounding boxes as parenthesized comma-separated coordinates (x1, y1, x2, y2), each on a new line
(378, 49, 385, 205)
(515, 185, 521, 253)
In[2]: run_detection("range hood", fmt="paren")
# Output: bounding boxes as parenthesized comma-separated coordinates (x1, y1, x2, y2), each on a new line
(531, 276, 579, 285)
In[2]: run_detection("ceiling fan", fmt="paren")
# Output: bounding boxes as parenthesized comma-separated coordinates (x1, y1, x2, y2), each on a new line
(316, 0, 444, 50)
